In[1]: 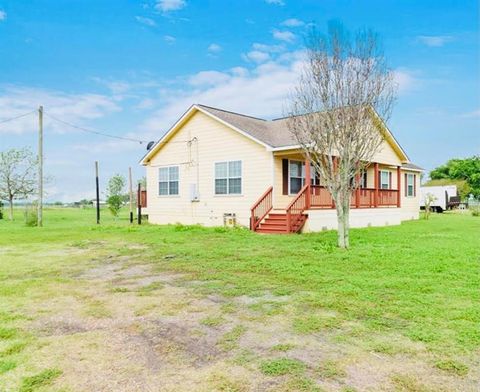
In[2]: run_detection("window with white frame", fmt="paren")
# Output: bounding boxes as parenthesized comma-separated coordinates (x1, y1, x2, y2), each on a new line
(407, 173, 415, 197)
(289, 160, 319, 194)
(215, 160, 242, 195)
(380, 170, 390, 189)
(158, 166, 179, 196)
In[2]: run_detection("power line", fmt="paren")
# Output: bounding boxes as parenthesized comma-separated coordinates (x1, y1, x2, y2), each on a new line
(44, 112, 149, 144)
(0, 110, 37, 125)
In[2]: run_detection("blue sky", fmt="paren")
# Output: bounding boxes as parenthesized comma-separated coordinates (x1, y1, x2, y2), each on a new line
(0, 0, 478, 201)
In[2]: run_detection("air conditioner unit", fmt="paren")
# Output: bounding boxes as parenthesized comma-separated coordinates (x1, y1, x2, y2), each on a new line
(223, 213, 236, 227)
(190, 184, 200, 202)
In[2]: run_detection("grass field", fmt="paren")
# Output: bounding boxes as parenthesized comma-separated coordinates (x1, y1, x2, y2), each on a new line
(0, 208, 479, 391)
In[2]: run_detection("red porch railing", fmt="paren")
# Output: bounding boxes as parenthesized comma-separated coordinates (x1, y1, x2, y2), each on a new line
(310, 186, 398, 208)
(250, 186, 273, 230)
(285, 184, 309, 233)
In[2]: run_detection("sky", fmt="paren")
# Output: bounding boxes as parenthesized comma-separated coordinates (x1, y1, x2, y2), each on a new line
(0, 0, 478, 202)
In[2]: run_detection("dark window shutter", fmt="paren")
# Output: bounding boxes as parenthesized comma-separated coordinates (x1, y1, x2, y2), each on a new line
(389, 172, 392, 189)
(404, 173, 408, 197)
(282, 159, 289, 195)
(414, 174, 417, 196)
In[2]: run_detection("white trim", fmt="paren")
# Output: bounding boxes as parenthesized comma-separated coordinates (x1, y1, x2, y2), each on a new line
(141, 105, 271, 165)
(268, 144, 301, 152)
(380, 170, 390, 190)
(406, 173, 415, 197)
(158, 165, 180, 196)
(213, 159, 243, 196)
(196, 106, 271, 149)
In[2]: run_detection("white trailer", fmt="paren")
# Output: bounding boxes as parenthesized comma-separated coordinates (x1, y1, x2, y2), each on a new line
(420, 185, 457, 212)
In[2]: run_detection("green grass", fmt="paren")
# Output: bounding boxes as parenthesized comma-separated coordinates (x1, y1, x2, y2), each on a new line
(259, 358, 305, 376)
(0, 207, 479, 388)
(19, 368, 62, 392)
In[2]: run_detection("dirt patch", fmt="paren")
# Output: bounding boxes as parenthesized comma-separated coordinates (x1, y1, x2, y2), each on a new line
(16, 252, 479, 392)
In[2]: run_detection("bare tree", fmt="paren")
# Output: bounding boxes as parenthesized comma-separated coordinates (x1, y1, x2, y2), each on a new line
(0, 148, 38, 220)
(287, 24, 396, 248)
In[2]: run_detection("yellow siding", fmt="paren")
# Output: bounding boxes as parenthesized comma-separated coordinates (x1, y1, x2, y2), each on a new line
(145, 110, 272, 227)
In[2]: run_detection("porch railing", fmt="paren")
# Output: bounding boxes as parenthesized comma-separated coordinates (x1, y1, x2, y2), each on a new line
(286, 184, 309, 233)
(250, 186, 273, 231)
(310, 186, 398, 208)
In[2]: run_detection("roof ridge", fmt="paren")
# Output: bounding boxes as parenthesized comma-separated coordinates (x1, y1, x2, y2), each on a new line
(196, 103, 267, 122)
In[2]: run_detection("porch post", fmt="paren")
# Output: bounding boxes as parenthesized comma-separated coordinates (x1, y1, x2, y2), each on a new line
(374, 162, 379, 207)
(305, 158, 311, 209)
(397, 166, 401, 208)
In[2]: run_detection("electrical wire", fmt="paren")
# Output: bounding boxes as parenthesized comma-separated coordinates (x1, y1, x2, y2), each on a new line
(0, 110, 37, 125)
(44, 112, 149, 144)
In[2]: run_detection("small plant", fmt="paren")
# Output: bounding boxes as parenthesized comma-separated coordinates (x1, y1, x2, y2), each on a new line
(435, 359, 469, 376)
(470, 205, 480, 217)
(259, 358, 305, 376)
(107, 174, 126, 219)
(24, 203, 38, 227)
(423, 193, 437, 220)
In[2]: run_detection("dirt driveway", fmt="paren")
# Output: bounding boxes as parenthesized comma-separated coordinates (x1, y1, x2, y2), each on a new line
(13, 244, 477, 392)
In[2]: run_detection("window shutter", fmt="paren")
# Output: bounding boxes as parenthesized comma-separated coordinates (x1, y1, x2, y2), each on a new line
(282, 159, 289, 195)
(414, 174, 417, 196)
(404, 173, 408, 197)
(389, 172, 392, 189)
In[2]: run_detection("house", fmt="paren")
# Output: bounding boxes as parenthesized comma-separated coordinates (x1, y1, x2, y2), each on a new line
(140, 104, 422, 233)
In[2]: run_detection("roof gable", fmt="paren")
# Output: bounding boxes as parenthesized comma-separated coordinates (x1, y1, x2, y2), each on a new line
(141, 104, 410, 165)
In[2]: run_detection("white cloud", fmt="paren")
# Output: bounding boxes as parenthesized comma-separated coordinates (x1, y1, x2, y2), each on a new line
(135, 16, 156, 26)
(392, 69, 419, 94)
(188, 71, 230, 87)
(0, 86, 120, 135)
(460, 108, 480, 118)
(417, 35, 453, 47)
(252, 43, 285, 53)
(0, 10, 6, 21)
(164, 35, 176, 44)
(281, 18, 304, 27)
(140, 53, 305, 135)
(265, 0, 285, 5)
(242, 50, 270, 63)
(272, 29, 296, 43)
(155, 0, 186, 12)
(207, 43, 222, 54)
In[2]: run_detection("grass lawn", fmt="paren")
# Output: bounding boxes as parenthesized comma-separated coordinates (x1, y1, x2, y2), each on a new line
(0, 207, 479, 391)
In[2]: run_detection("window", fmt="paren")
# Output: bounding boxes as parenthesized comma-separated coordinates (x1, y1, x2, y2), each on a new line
(407, 173, 415, 197)
(360, 171, 368, 188)
(289, 160, 319, 194)
(380, 170, 390, 189)
(215, 160, 242, 195)
(159, 166, 179, 196)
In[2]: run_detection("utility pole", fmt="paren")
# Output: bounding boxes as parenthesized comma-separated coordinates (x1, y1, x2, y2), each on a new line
(137, 182, 142, 225)
(95, 161, 100, 224)
(37, 106, 43, 227)
(128, 167, 133, 223)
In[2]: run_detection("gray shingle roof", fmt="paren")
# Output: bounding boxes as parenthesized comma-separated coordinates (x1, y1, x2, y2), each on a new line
(177, 104, 418, 169)
(401, 162, 424, 171)
(197, 104, 297, 148)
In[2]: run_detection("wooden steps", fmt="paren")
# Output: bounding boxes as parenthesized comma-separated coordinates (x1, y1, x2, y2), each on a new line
(256, 211, 307, 234)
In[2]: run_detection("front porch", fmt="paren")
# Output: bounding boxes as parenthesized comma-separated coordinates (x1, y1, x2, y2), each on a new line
(251, 154, 402, 234)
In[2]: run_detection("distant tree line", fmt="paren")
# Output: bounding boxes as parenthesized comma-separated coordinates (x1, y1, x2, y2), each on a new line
(425, 156, 480, 199)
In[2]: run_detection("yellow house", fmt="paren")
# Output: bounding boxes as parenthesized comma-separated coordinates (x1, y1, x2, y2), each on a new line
(140, 104, 422, 233)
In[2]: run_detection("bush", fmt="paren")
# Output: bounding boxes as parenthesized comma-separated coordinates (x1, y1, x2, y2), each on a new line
(24, 204, 38, 227)
(471, 206, 480, 217)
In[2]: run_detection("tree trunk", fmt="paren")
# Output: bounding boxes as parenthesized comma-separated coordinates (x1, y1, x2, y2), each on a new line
(8, 197, 13, 221)
(335, 192, 351, 249)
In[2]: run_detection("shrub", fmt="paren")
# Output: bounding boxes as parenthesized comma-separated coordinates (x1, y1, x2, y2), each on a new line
(24, 205, 38, 227)
(471, 205, 480, 217)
